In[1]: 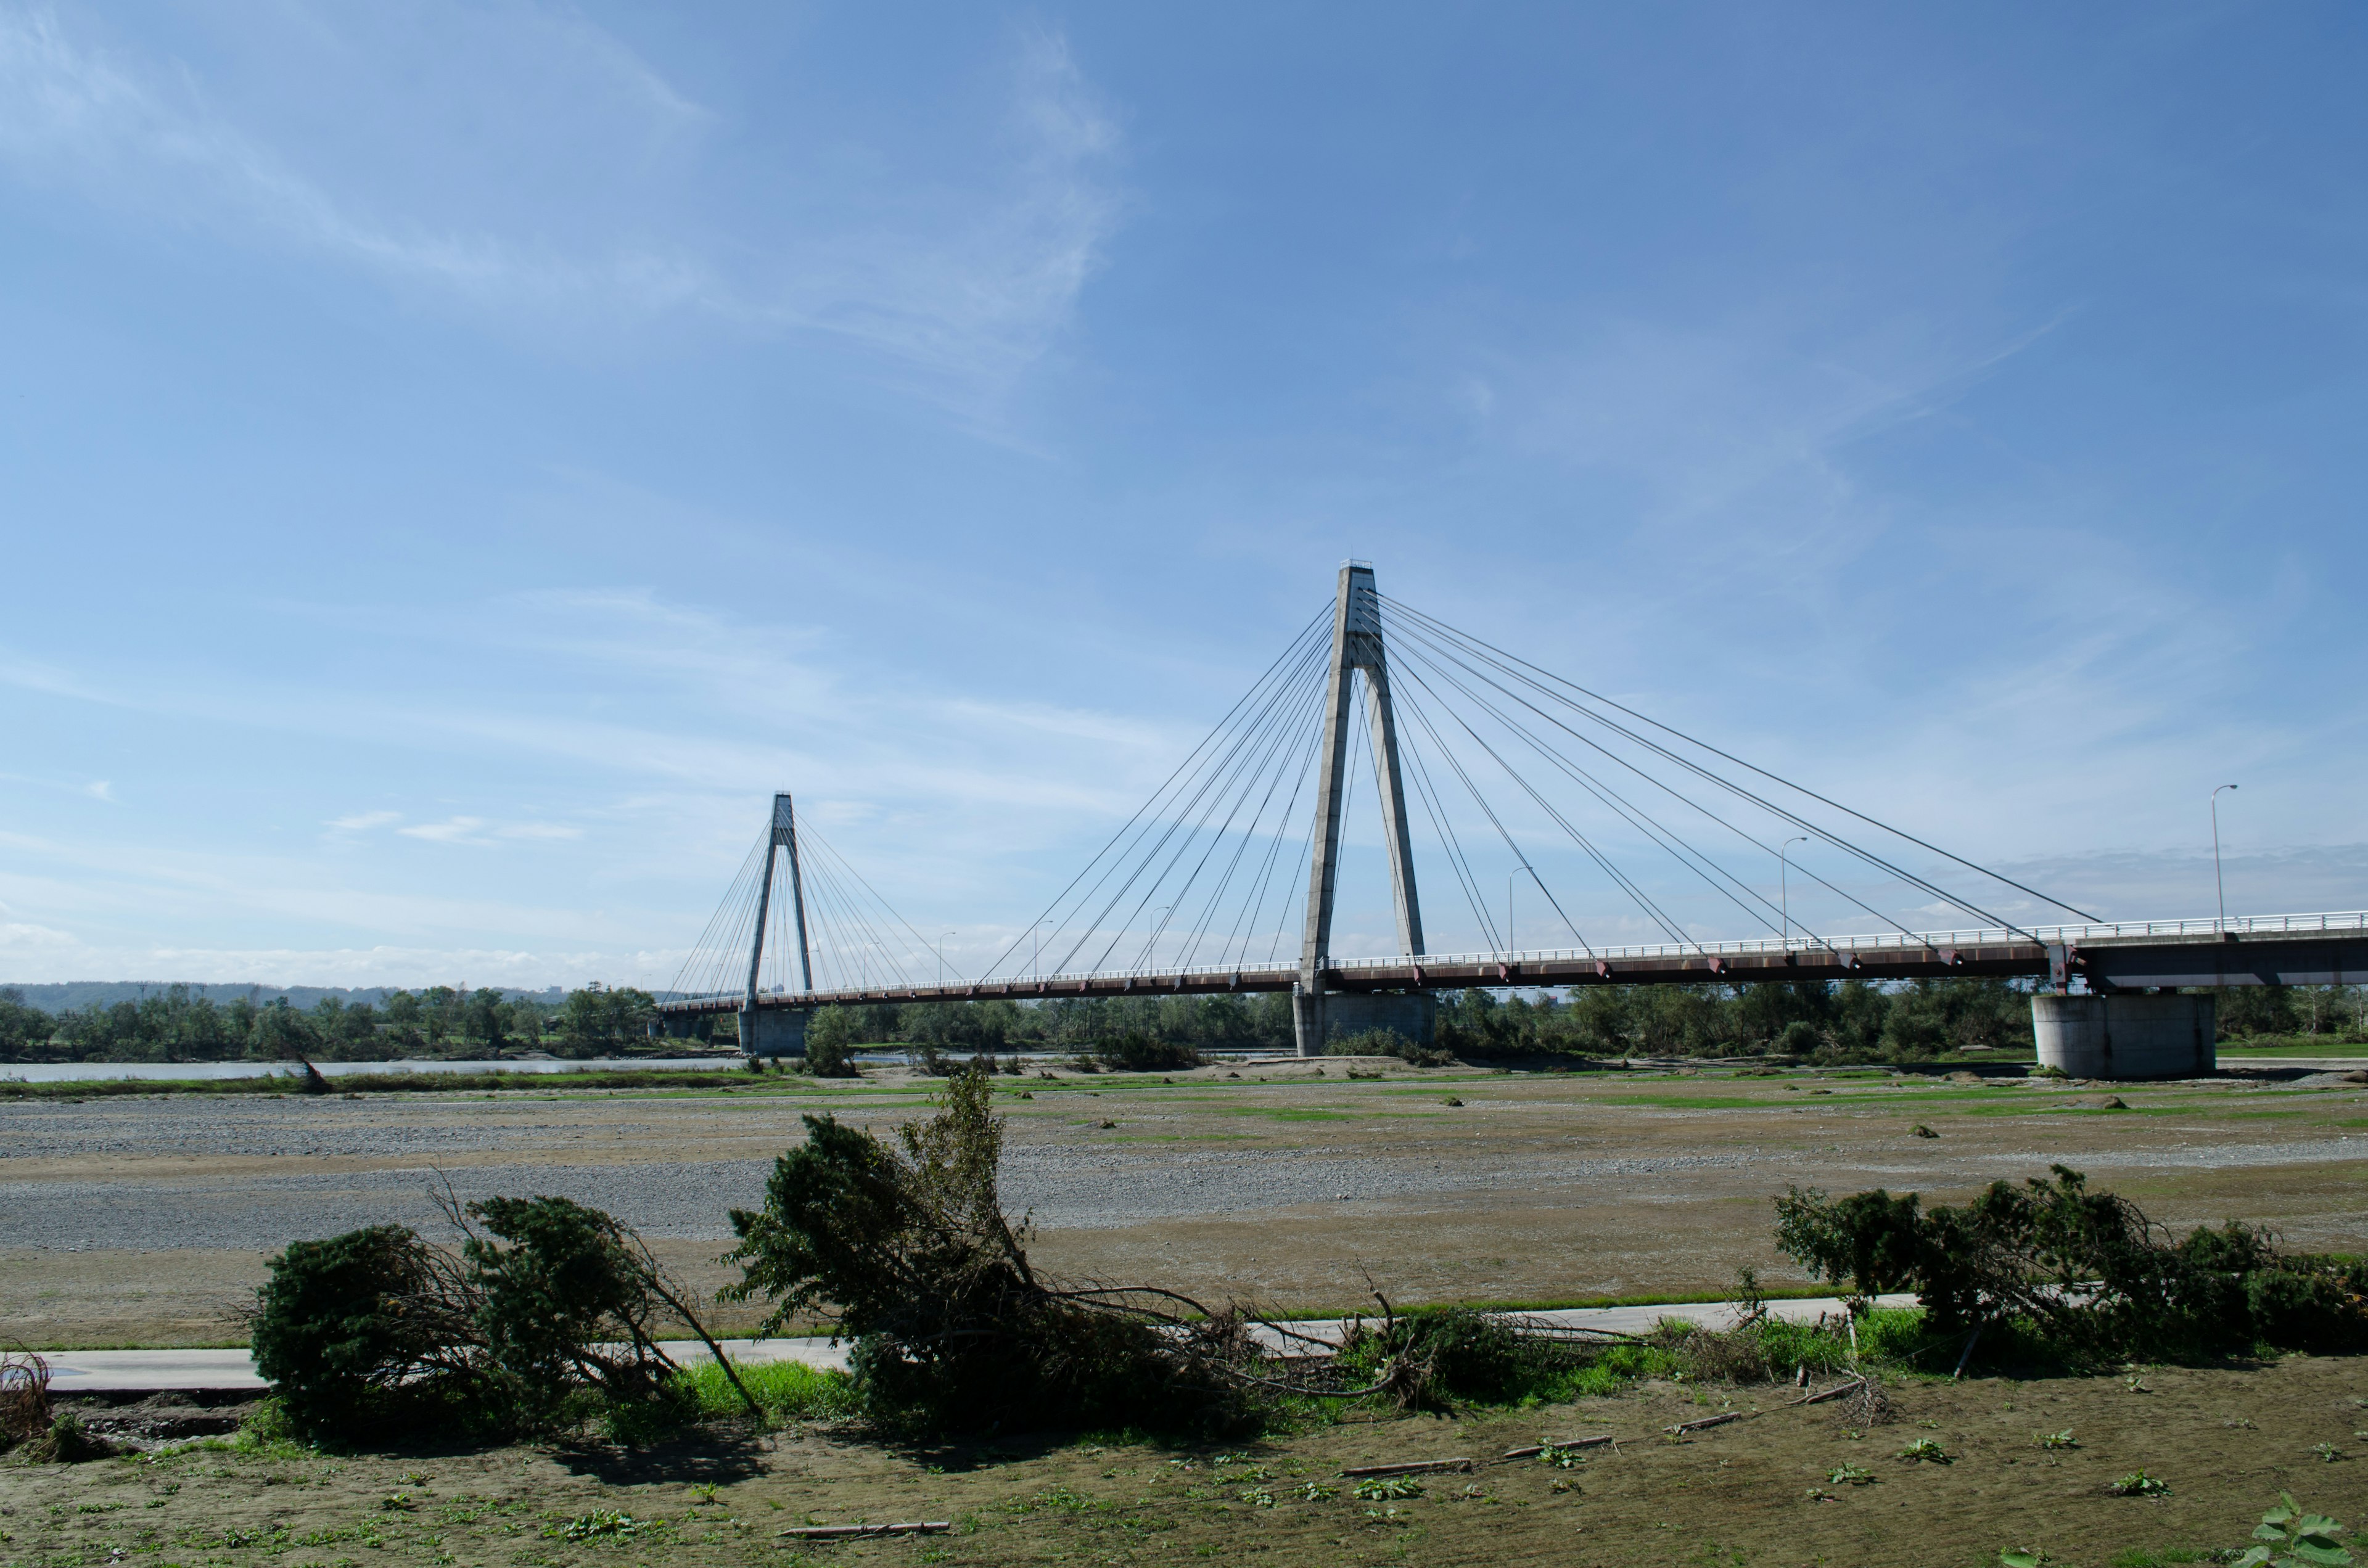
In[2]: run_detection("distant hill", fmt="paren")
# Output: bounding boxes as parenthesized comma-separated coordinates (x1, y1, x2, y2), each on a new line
(0, 982, 572, 1015)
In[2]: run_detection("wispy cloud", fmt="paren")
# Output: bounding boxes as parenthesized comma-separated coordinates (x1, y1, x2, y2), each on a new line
(396, 817, 491, 844)
(81, 779, 111, 802)
(0, 6, 1120, 414)
(343, 814, 588, 846)
(327, 810, 402, 832)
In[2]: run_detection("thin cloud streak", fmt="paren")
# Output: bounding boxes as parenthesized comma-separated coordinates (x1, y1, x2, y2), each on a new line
(0, 6, 1120, 413)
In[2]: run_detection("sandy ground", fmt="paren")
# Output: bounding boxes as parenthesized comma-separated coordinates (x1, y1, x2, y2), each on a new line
(7, 1061, 2368, 1347)
(10, 1357, 2368, 1567)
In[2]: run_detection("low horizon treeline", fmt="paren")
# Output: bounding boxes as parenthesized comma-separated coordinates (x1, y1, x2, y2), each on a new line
(794, 977, 2368, 1063)
(0, 982, 662, 1064)
(795, 979, 2041, 1062)
(12, 975, 2361, 1067)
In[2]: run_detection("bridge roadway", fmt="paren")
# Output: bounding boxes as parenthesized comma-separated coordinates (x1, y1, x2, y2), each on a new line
(655, 910, 2368, 1017)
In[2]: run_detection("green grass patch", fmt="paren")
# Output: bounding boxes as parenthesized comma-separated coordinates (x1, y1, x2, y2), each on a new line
(677, 1358, 858, 1421)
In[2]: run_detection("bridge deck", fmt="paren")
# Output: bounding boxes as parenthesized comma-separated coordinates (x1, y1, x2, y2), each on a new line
(653, 911, 2368, 1014)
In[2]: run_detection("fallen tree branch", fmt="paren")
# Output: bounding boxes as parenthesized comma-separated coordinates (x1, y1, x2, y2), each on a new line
(1341, 1458, 1473, 1477)
(778, 1522, 950, 1540)
(1664, 1411, 1753, 1434)
(1790, 1376, 1867, 1406)
(1499, 1435, 1614, 1459)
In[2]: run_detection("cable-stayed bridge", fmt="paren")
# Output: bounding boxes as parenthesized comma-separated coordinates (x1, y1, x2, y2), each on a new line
(658, 564, 2368, 1059)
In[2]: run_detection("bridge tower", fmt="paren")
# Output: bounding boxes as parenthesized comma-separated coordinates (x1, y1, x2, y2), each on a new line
(740, 792, 815, 1057)
(1295, 562, 1429, 1056)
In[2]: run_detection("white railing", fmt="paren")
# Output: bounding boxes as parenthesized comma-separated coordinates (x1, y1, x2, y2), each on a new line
(658, 909, 2368, 1008)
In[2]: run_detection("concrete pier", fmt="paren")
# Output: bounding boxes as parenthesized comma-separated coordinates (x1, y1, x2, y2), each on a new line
(2032, 993, 2216, 1080)
(741, 1007, 810, 1059)
(1292, 988, 1436, 1051)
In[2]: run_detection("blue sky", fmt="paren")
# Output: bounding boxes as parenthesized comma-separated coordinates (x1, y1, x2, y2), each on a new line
(1, 1, 2363, 990)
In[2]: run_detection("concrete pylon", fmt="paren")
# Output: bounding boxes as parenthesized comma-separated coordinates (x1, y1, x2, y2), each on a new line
(1295, 562, 1426, 1056)
(741, 792, 815, 1057)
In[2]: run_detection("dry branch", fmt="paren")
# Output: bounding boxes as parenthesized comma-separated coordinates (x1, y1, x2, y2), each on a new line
(1340, 1458, 1474, 1477)
(1499, 1435, 1614, 1459)
(1665, 1411, 1753, 1433)
(778, 1522, 950, 1540)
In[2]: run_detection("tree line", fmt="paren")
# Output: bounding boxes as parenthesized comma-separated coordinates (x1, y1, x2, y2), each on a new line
(13, 975, 2357, 1068)
(789, 978, 2368, 1064)
(0, 982, 662, 1064)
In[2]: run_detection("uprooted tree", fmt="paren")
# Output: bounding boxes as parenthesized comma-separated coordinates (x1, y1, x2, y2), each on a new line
(1774, 1164, 2368, 1363)
(721, 1070, 1262, 1433)
(721, 1071, 1595, 1432)
(250, 1192, 754, 1438)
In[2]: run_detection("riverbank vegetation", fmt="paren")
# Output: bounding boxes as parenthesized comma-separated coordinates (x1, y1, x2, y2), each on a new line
(9, 975, 2362, 1069)
(207, 1069, 2367, 1451)
(0, 981, 669, 1065)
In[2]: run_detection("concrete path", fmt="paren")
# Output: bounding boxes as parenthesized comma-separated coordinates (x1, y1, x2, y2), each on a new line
(37, 1294, 1918, 1395)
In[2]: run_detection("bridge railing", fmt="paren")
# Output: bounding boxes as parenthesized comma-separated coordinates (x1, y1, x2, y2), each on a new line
(659, 910, 2368, 1009)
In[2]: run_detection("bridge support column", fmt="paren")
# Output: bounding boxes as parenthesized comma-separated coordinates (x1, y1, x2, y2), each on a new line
(1296, 991, 1435, 1054)
(1299, 562, 1426, 1056)
(741, 1007, 811, 1059)
(660, 1013, 700, 1041)
(2032, 993, 2214, 1080)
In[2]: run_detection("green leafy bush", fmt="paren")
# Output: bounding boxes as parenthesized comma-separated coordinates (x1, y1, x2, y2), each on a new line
(250, 1224, 471, 1434)
(1326, 1028, 1452, 1067)
(2235, 1492, 2353, 1566)
(800, 1005, 861, 1072)
(1333, 1307, 1581, 1408)
(251, 1197, 750, 1441)
(1774, 1165, 2368, 1363)
(1093, 1032, 1203, 1072)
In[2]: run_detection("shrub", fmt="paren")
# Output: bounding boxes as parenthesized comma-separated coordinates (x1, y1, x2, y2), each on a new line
(1093, 1032, 1202, 1072)
(250, 1224, 470, 1434)
(1774, 1165, 2368, 1363)
(803, 1008, 861, 1077)
(1326, 1028, 1453, 1068)
(1333, 1307, 1577, 1408)
(251, 1199, 752, 1440)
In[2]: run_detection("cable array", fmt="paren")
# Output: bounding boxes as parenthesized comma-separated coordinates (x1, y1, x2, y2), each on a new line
(1373, 595, 2095, 951)
(669, 815, 954, 1001)
(676, 580, 2095, 998)
(975, 607, 1338, 982)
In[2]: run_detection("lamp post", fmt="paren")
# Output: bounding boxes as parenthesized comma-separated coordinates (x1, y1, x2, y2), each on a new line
(2212, 785, 2238, 934)
(1780, 836, 1809, 948)
(1031, 920, 1051, 982)
(1508, 870, 1517, 958)
(937, 931, 956, 990)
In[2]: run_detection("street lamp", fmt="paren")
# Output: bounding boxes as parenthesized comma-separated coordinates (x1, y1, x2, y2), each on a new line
(937, 931, 956, 990)
(1508, 870, 1516, 958)
(1779, 837, 1810, 949)
(1031, 920, 1051, 982)
(2212, 785, 2238, 934)
(1148, 906, 1174, 972)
